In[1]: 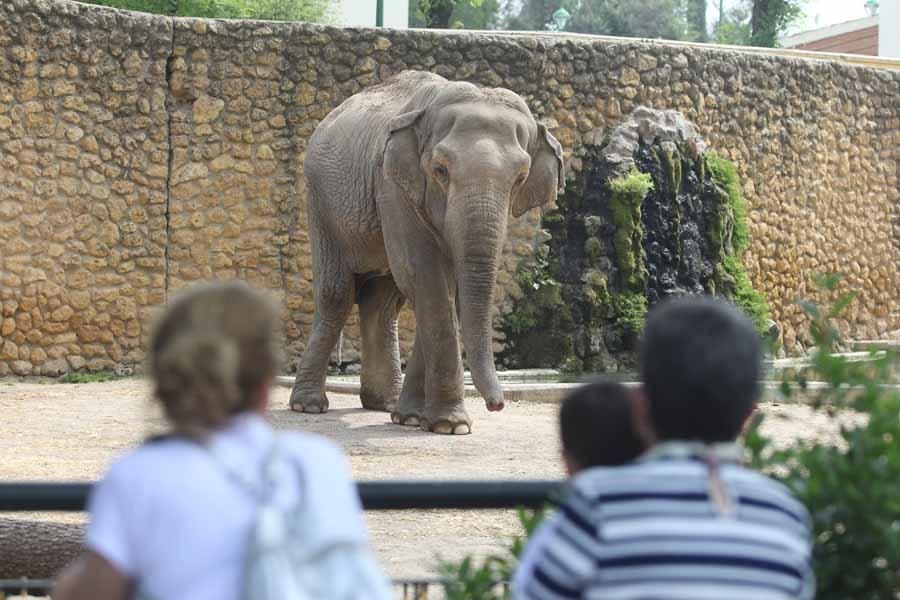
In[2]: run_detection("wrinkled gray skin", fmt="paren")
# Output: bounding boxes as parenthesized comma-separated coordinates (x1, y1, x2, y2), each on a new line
(290, 70, 564, 434)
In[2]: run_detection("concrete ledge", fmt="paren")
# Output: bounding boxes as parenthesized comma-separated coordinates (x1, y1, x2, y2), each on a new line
(274, 374, 898, 405)
(852, 340, 900, 351)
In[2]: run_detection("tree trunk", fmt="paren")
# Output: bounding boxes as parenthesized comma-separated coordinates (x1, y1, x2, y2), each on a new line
(427, 0, 455, 28)
(687, 0, 708, 41)
(0, 518, 84, 579)
(750, 0, 773, 46)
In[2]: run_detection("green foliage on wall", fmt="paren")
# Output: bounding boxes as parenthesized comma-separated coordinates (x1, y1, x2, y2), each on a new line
(705, 151, 771, 333)
(500, 255, 576, 369)
(610, 291, 648, 334)
(608, 168, 653, 291)
(706, 151, 749, 252)
(723, 255, 770, 332)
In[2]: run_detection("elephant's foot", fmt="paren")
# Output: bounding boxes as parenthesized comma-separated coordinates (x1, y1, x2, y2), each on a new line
(289, 386, 329, 414)
(390, 411, 422, 427)
(360, 388, 397, 412)
(420, 405, 472, 435)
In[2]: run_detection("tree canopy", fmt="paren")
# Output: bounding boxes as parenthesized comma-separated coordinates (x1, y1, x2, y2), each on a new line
(749, 0, 803, 47)
(81, 0, 334, 22)
(408, 0, 501, 29)
(86, 0, 803, 47)
(506, 0, 705, 41)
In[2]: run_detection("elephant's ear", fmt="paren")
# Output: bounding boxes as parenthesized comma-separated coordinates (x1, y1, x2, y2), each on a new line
(511, 123, 565, 218)
(383, 109, 426, 208)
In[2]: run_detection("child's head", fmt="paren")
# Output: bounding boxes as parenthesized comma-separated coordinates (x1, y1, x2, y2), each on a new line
(148, 280, 281, 438)
(559, 381, 646, 475)
(638, 295, 761, 444)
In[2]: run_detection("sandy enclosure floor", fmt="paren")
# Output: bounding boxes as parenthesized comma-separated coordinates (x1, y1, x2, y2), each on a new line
(0, 378, 848, 580)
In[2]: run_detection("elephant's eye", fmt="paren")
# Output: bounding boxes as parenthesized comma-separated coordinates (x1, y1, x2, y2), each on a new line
(514, 173, 527, 187)
(434, 164, 449, 180)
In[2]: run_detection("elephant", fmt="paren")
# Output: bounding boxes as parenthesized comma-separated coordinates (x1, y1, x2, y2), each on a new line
(290, 70, 564, 434)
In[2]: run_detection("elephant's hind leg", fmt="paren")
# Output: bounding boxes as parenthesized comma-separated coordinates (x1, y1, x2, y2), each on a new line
(291, 261, 354, 414)
(358, 275, 404, 412)
(392, 336, 426, 426)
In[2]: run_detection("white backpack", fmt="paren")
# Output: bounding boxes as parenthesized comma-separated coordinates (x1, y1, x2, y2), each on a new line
(210, 436, 393, 600)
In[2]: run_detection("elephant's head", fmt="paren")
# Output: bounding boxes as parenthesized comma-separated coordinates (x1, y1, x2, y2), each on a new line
(382, 82, 565, 411)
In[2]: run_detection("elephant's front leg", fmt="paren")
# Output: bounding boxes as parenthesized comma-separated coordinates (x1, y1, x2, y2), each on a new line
(410, 268, 471, 435)
(291, 260, 355, 414)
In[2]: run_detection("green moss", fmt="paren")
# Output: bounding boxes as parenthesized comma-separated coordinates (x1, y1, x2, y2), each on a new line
(656, 144, 682, 192)
(502, 310, 537, 336)
(584, 237, 603, 267)
(541, 210, 565, 226)
(581, 269, 609, 307)
(499, 253, 576, 369)
(610, 292, 648, 334)
(608, 168, 653, 291)
(723, 255, 771, 333)
(705, 151, 749, 253)
(703, 151, 770, 334)
(706, 190, 731, 262)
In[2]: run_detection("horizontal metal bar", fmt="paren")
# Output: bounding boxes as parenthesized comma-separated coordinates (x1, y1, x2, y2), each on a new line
(357, 480, 565, 510)
(0, 480, 565, 512)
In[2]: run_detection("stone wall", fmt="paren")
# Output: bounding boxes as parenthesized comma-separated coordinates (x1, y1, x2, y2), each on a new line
(0, 0, 898, 376)
(0, 1, 171, 376)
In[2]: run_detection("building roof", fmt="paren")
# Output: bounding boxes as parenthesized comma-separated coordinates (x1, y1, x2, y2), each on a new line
(781, 15, 878, 48)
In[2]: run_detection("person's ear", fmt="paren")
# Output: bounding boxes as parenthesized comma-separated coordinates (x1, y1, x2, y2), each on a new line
(253, 380, 271, 415)
(630, 385, 657, 447)
(562, 450, 581, 477)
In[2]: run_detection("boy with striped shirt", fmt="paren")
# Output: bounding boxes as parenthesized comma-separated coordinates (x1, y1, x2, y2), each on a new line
(513, 297, 814, 599)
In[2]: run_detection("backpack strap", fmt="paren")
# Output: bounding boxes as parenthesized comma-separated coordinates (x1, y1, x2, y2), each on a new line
(206, 432, 306, 511)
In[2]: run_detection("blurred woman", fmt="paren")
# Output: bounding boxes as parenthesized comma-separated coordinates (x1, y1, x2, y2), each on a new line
(53, 280, 388, 600)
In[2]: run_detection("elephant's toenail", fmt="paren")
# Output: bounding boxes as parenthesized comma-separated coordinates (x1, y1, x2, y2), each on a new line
(433, 422, 452, 434)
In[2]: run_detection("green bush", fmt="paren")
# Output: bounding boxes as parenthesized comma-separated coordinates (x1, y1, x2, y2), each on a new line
(746, 274, 900, 599)
(438, 508, 545, 600)
(452, 276, 899, 598)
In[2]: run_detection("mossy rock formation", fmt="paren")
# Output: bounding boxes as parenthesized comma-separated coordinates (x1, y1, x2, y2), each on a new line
(500, 107, 770, 372)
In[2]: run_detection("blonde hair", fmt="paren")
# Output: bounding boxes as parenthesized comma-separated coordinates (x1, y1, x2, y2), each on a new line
(148, 280, 282, 439)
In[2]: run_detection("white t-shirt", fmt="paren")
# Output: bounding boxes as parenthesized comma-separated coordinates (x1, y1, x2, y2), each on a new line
(86, 413, 368, 600)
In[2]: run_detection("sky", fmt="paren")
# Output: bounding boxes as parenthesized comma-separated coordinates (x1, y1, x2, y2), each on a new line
(709, 0, 871, 35)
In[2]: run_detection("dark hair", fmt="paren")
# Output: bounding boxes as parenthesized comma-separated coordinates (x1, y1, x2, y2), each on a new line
(559, 381, 645, 468)
(639, 295, 761, 443)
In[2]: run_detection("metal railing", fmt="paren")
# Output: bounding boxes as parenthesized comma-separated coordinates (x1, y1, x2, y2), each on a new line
(0, 480, 563, 511)
(0, 480, 565, 598)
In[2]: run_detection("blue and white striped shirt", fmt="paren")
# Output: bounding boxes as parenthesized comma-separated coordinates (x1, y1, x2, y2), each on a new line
(512, 442, 815, 599)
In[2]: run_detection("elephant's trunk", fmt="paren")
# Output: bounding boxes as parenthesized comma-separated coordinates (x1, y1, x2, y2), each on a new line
(453, 185, 507, 412)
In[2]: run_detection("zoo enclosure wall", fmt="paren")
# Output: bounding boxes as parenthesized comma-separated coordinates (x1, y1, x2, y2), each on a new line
(0, 0, 897, 377)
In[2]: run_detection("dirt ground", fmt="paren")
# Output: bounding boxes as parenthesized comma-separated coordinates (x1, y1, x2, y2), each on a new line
(0, 378, 848, 581)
